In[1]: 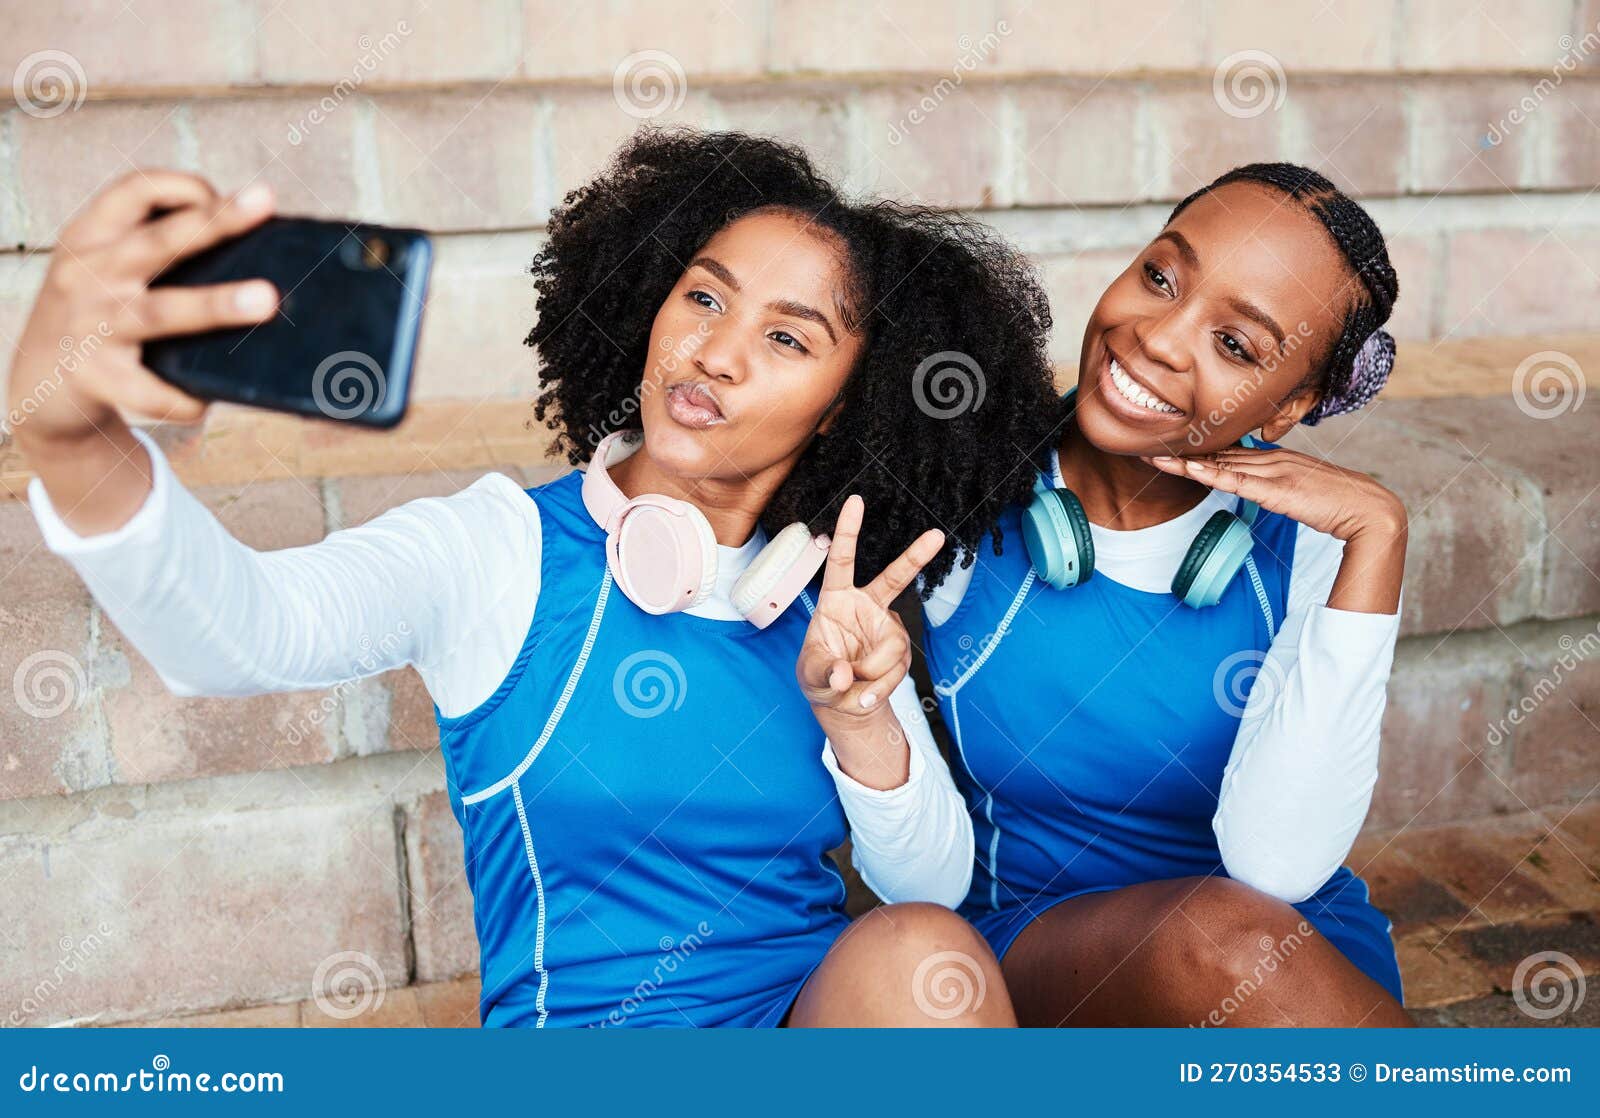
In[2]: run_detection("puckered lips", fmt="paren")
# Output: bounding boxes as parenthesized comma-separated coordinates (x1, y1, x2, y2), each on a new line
(665, 381, 727, 429)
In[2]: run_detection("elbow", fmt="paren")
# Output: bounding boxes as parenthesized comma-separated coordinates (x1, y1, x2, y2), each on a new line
(920, 858, 974, 911)
(1222, 858, 1322, 905)
(153, 665, 265, 700)
(877, 870, 969, 911)
(154, 667, 209, 698)
(1215, 823, 1326, 905)
(858, 838, 974, 911)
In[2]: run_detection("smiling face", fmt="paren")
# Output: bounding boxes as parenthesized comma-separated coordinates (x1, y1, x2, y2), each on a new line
(636, 208, 865, 485)
(1074, 182, 1352, 457)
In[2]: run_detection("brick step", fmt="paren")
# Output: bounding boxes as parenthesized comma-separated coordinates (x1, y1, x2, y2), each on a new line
(1355, 802, 1600, 1026)
(109, 975, 483, 1029)
(6, 2, 1583, 99)
(100, 803, 1600, 1028)
(5, 71, 1599, 247)
(4, 334, 1594, 499)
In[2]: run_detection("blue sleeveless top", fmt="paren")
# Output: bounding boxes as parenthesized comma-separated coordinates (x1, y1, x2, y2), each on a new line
(434, 470, 849, 1027)
(920, 462, 1403, 1000)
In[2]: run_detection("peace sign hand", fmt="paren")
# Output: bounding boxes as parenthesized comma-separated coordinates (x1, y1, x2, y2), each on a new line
(797, 494, 945, 718)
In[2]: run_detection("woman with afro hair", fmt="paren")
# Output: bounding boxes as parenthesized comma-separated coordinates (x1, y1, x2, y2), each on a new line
(10, 127, 1063, 1026)
(919, 163, 1416, 1027)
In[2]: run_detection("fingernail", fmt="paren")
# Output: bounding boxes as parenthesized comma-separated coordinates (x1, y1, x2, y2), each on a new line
(859, 691, 877, 709)
(235, 282, 275, 314)
(235, 183, 271, 212)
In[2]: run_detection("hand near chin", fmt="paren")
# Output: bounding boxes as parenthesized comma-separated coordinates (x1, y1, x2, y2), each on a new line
(796, 494, 944, 720)
(1141, 445, 1406, 544)
(1143, 444, 1408, 614)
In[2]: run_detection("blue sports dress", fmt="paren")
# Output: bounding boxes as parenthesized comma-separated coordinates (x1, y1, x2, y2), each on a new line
(435, 469, 850, 1027)
(919, 474, 1404, 1003)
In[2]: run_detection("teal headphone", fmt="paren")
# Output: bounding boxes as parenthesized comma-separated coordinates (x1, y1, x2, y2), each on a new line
(1022, 389, 1261, 608)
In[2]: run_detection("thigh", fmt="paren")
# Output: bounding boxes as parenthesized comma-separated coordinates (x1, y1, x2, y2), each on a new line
(785, 903, 1016, 1027)
(1003, 876, 1411, 1027)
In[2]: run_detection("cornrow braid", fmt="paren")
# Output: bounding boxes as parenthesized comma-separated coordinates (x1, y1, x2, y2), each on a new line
(1169, 163, 1400, 425)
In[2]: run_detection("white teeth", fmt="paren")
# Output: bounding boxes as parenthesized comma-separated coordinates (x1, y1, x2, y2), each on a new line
(1109, 359, 1180, 415)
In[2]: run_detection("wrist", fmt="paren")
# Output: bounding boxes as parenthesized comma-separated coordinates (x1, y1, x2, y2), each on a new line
(1348, 512, 1407, 549)
(15, 415, 119, 467)
(820, 705, 914, 792)
(812, 699, 900, 738)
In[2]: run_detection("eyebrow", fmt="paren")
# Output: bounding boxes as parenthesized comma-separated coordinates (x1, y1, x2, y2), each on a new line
(1153, 230, 1287, 349)
(688, 255, 838, 345)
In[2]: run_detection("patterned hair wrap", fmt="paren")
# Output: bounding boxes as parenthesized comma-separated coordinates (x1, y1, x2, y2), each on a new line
(1300, 327, 1395, 426)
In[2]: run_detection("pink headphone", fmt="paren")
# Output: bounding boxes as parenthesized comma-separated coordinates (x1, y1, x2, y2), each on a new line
(580, 430, 830, 628)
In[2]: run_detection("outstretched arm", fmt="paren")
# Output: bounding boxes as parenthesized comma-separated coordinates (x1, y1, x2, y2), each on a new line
(12, 170, 540, 715)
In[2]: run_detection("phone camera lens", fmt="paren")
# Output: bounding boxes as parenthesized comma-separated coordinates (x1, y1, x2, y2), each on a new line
(341, 233, 398, 270)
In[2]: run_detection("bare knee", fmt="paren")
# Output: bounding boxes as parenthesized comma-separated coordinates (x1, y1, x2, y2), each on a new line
(795, 903, 1016, 1027)
(1152, 877, 1312, 993)
(845, 902, 989, 962)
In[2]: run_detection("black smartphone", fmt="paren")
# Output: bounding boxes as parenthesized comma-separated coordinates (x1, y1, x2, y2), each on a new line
(142, 217, 432, 429)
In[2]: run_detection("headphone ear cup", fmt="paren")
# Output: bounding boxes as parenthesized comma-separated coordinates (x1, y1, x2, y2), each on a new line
(1023, 488, 1095, 590)
(1172, 510, 1255, 608)
(731, 521, 827, 628)
(611, 498, 719, 613)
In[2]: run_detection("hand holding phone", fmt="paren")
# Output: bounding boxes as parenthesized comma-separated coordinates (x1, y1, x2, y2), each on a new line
(5, 172, 285, 454)
(143, 216, 431, 428)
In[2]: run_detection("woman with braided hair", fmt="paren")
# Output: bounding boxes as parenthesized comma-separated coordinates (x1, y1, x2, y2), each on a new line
(917, 163, 1414, 1026)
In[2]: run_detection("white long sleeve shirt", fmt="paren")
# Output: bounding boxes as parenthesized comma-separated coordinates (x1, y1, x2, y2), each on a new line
(27, 427, 974, 907)
(921, 445, 1400, 904)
